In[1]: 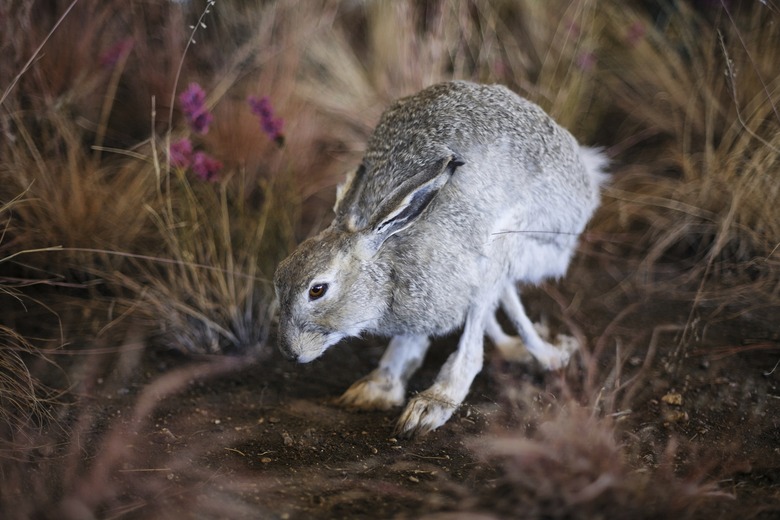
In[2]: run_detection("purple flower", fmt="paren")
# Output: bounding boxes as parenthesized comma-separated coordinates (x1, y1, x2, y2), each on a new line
(248, 96, 284, 145)
(191, 151, 222, 182)
(179, 83, 213, 134)
(100, 38, 134, 68)
(576, 51, 596, 72)
(169, 138, 193, 169)
(179, 83, 206, 114)
(189, 109, 213, 135)
(626, 21, 646, 47)
(566, 20, 581, 39)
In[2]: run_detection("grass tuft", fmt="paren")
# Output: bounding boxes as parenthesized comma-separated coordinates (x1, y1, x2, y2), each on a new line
(599, 3, 780, 290)
(111, 160, 295, 355)
(474, 398, 730, 520)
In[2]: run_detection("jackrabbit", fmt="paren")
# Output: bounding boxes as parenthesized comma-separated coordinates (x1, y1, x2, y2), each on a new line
(274, 81, 608, 436)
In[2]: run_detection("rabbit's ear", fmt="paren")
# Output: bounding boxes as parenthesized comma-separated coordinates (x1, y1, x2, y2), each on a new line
(334, 164, 365, 215)
(369, 152, 464, 249)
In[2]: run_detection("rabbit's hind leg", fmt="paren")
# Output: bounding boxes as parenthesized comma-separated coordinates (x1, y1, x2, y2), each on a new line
(395, 304, 488, 437)
(337, 334, 430, 411)
(500, 285, 577, 370)
(485, 313, 532, 363)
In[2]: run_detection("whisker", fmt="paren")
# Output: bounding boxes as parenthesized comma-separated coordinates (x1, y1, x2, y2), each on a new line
(492, 230, 580, 236)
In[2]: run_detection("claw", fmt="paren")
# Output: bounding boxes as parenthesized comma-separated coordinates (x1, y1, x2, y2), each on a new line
(336, 370, 405, 411)
(394, 391, 458, 437)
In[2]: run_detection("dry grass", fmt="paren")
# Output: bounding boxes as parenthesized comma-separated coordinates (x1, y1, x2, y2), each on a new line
(0, 193, 59, 441)
(0, 335, 264, 520)
(471, 396, 731, 520)
(0, 325, 56, 442)
(599, 2, 780, 289)
(0, 0, 304, 354)
(297, 0, 606, 155)
(111, 167, 294, 355)
(1, 117, 158, 275)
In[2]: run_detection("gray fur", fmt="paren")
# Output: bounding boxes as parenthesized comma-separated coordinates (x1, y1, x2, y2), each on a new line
(273, 81, 608, 436)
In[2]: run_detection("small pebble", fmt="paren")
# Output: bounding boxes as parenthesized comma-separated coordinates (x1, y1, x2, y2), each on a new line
(661, 392, 683, 406)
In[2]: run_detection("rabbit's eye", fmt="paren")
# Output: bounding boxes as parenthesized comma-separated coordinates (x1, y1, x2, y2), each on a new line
(308, 283, 328, 300)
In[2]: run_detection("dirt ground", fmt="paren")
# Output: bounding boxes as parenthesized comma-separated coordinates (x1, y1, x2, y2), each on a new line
(29, 258, 777, 520)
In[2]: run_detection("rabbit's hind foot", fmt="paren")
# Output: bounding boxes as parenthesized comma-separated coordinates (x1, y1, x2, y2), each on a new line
(530, 328, 579, 371)
(494, 336, 533, 363)
(486, 314, 532, 363)
(337, 369, 406, 411)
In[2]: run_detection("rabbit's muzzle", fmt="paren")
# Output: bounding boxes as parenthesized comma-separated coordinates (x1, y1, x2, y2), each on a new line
(277, 320, 336, 364)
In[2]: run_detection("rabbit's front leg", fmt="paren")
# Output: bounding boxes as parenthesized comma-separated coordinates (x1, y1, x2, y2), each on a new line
(337, 335, 430, 411)
(395, 306, 487, 436)
(500, 285, 577, 370)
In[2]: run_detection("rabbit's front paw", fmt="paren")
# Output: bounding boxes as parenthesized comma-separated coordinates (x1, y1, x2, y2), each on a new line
(337, 369, 405, 411)
(394, 390, 458, 437)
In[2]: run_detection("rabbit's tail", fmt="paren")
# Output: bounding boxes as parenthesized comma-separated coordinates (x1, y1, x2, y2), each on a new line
(579, 146, 610, 187)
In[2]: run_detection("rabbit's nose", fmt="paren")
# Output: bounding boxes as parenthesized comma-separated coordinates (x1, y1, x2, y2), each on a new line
(275, 320, 297, 360)
(277, 338, 298, 361)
